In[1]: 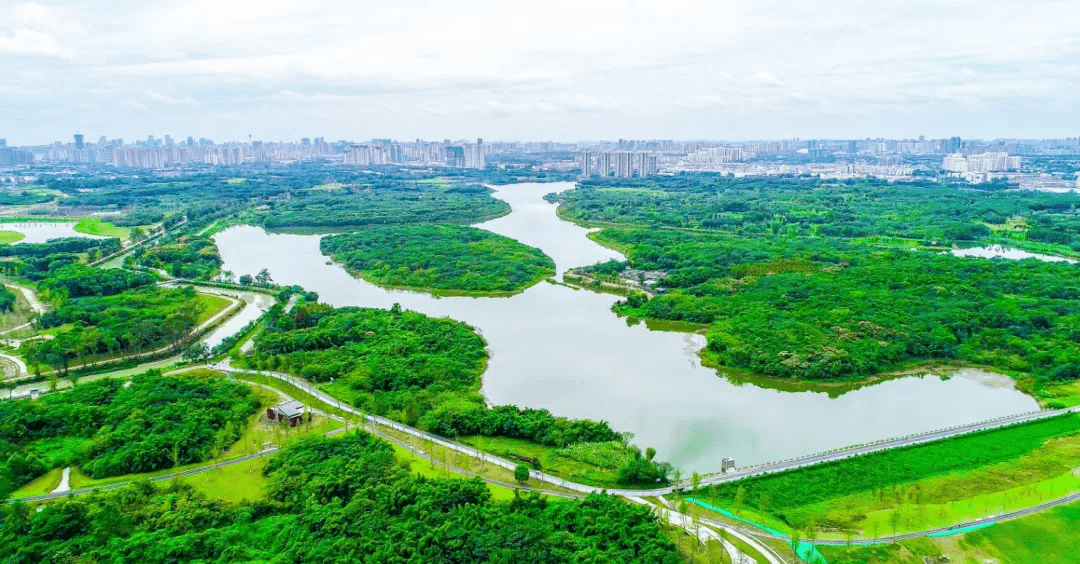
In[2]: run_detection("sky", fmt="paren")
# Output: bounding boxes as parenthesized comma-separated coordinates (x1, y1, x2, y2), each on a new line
(1, 0, 1078, 145)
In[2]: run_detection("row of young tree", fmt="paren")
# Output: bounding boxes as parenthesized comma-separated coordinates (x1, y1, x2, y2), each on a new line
(0, 433, 682, 563)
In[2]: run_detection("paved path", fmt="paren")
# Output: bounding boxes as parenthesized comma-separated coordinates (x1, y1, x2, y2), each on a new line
(3, 283, 46, 315)
(627, 497, 758, 564)
(216, 360, 1080, 497)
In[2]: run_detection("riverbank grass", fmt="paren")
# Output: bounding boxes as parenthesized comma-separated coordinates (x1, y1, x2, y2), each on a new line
(194, 293, 233, 324)
(11, 468, 64, 498)
(698, 414, 1080, 536)
(0, 230, 25, 245)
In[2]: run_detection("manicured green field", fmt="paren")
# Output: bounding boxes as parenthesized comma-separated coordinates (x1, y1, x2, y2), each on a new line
(74, 217, 130, 239)
(953, 501, 1080, 563)
(11, 468, 64, 498)
(0, 230, 25, 244)
(194, 293, 233, 324)
(702, 415, 1080, 530)
(180, 457, 271, 503)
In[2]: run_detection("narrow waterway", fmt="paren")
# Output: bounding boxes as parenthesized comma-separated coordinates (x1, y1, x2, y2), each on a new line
(215, 182, 1039, 472)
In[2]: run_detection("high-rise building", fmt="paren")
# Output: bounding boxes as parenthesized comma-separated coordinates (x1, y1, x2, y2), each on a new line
(74, 134, 84, 150)
(463, 143, 484, 169)
(165, 135, 174, 147)
(637, 153, 658, 177)
(599, 153, 612, 177)
(0, 139, 6, 148)
(344, 145, 390, 165)
(947, 136, 962, 153)
(445, 146, 465, 168)
(580, 152, 593, 177)
(616, 152, 633, 178)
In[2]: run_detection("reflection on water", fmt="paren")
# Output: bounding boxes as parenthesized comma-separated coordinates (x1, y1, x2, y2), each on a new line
(951, 244, 1077, 264)
(215, 182, 1039, 472)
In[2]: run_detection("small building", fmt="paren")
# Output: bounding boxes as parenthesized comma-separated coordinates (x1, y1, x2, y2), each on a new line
(721, 457, 736, 473)
(267, 399, 308, 427)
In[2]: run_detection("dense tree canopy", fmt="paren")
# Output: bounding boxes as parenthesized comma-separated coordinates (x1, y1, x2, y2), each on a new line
(0, 372, 258, 490)
(600, 228, 1080, 382)
(321, 225, 554, 294)
(254, 302, 623, 450)
(132, 234, 223, 280)
(0, 433, 681, 563)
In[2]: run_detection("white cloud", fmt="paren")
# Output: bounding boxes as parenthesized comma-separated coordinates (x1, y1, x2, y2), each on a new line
(0, 28, 66, 58)
(0, 0, 1078, 143)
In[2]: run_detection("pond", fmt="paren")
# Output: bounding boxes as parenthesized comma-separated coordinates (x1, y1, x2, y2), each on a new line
(215, 182, 1039, 472)
(1, 222, 107, 244)
(951, 244, 1077, 264)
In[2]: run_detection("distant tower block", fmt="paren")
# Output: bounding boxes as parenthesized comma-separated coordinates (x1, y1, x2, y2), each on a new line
(721, 457, 736, 473)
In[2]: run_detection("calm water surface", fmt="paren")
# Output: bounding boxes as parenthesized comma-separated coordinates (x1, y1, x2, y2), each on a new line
(215, 182, 1039, 472)
(951, 244, 1077, 264)
(4, 222, 107, 244)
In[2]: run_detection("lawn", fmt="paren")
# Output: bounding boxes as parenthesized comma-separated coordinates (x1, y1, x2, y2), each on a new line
(74, 217, 130, 239)
(700, 414, 1080, 533)
(11, 468, 64, 498)
(0, 230, 25, 244)
(949, 500, 1080, 564)
(819, 537, 945, 564)
(194, 293, 234, 324)
(1041, 381, 1080, 408)
(458, 435, 625, 489)
(180, 457, 271, 503)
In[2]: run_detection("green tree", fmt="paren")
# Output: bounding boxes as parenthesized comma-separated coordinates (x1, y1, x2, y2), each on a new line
(514, 464, 530, 485)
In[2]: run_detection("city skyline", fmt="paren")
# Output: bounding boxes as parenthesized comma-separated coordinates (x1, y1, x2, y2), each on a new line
(3, 0, 1079, 145)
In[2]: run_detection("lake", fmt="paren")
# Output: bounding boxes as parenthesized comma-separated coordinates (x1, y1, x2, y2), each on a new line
(215, 182, 1039, 472)
(2, 222, 107, 244)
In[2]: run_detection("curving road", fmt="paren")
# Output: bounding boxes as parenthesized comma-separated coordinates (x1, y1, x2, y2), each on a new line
(215, 360, 1079, 497)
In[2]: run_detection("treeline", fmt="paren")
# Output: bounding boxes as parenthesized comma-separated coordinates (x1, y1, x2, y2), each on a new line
(0, 433, 681, 563)
(0, 191, 55, 206)
(552, 175, 1080, 250)
(0, 287, 14, 313)
(260, 185, 511, 230)
(321, 225, 554, 293)
(38, 264, 156, 298)
(602, 228, 1080, 382)
(0, 237, 122, 282)
(0, 372, 259, 492)
(421, 404, 620, 448)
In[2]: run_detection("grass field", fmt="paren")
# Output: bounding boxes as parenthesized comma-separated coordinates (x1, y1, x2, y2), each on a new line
(11, 468, 64, 498)
(180, 457, 271, 503)
(948, 500, 1080, 564)
(701, 415, 1080, 534)
(0, 230, 25, 244)
(458, 435, 625, 488)
(194, 294, 234, 324)
(73, 217, 130, 239)
(821, 501, 1080, 564)
(1041, 381, 1080, 408)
